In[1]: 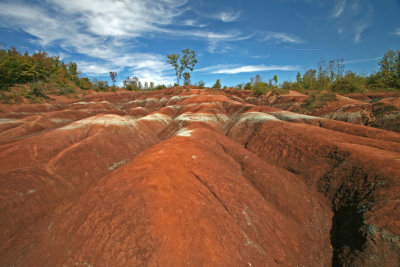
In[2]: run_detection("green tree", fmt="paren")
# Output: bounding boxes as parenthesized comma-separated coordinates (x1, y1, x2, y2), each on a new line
(197, 80, 205, 88)
(251, 74, 262, 85)
(332, 71, 366, 93)
(67, 62, 80, 84)
(273, 75, 278, 86)
(378, 50, 400, 88)
(78, 77, 93, 90)
(302, 69, 317, 90)
(109, 71, 117, 86)
(244, 82, 252, 90)
(213, 79, 221, 89)
(166, 48, 197, 86)
(123, 76, 140, 91)
(183, 72, 191, 85)
(296, 72, 302, 82)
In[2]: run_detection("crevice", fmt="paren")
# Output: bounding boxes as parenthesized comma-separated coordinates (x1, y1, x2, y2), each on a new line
(318, 156, 379, 267)
(330, 205, 368, 267)
(191, 171, 230, 214)
(285, 166, 300, 174)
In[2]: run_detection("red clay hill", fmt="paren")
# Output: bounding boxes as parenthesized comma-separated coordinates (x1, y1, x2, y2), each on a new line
(1, 87, 400, 266)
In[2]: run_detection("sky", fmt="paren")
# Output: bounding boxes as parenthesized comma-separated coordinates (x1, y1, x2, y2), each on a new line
(0, 0, 399, 87)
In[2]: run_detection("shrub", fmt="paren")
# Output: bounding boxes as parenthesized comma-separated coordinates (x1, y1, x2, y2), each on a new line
(243, 82, 251, 90)
(78, 77, 93, 90)
(252, 82, 269, 96)
(183, 72, 191, 85)
(332, 71, 366, 93)
(155, 84, 167, 90)
(372, 102, 398, 116)
(213, 79, 221, 89)
(302, 92, 337, 110)
(57, 85, 76, 95)
(198, 80, 205, 89)
(26, 81, 47, 99)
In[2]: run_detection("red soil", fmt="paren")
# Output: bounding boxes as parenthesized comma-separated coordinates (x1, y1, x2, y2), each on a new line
(1, 87, 399, 266)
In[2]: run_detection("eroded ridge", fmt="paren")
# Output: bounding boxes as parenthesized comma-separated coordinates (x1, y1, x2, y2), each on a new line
(0, 87, 399, 266)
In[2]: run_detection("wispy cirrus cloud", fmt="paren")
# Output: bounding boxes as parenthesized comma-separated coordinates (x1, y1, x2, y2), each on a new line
(160, 28, 251, 53)
(0, 0, 250, 83)
(48, 0, 188, 38)
(284, 46, 320, 51)
(0, 0, 187, 84)
(264, 32, 304, 44)
(75, 61, 116, 76)
(216, 10, 241, 23)
(394, 27, 400, 36)
(343, 57, 380, 64)
(353, 22, 369, 43)
(332, 0, 346, 18)
(183, 19, 207, 28)
(196, 64, 240, 72)
(198, 64, 301, 74)
(331, 0, 374, 43)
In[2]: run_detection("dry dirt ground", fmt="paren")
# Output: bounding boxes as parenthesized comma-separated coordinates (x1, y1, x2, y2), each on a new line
(1, 87, 399, 266)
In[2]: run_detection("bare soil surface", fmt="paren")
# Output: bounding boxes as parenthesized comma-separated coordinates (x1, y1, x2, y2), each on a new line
(237, 89, 400, 133)
(1, 87, 399, 266)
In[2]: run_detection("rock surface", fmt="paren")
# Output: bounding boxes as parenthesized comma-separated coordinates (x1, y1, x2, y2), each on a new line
(1, 87, 400, 266)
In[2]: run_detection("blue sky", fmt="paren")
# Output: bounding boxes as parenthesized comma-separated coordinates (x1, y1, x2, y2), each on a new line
(0, 0, 399, 87)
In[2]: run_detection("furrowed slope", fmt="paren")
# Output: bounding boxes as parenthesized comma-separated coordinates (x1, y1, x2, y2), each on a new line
(0, 87, 399, 266)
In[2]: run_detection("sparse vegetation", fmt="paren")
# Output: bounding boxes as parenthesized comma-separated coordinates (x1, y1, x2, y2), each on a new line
(109, 71, 117, 88)
(372, 102, 398, 117)
(277, 51, 400, 95)
(1, 47, 399, 103)
(301, 92, 337, 111)
(213, 79, 221, 89)
(197, 80, 205, 89)
(183, 72, 191, 85)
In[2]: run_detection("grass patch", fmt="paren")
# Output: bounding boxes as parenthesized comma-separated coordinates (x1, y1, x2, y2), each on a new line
(302, 92, 337, 111)
(372, 102, 398, 116)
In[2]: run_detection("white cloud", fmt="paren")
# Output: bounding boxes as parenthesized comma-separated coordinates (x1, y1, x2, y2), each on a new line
(394, 27, 400, 36)
(331, 0, 373, 44)
(199, 64, 301, 74)
(0, 0, 252, 81)
(183, 19, 207, 28)
(0, 0, 186, 46)
(353, 22, 368, 43)
(75, 61, 114, 76)
(264, 32, 304, 44)
(166, 29, 250, 53)
(0, 2, 69, 46)
(250, 55, 271, 59)
(0, 0, 248, 84)
(332, 0, 346, 18)
(47, 0, 187, 38)
(284, 47, 320, 51)
(196, 64, 240, 72)
(343, 57, 380, 64)
(217, 11, 241, 23)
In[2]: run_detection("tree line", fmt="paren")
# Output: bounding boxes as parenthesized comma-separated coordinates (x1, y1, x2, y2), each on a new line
(1, 46, 399, 101)
(0, 47, 169, 99)
(236, 50, 400, 95)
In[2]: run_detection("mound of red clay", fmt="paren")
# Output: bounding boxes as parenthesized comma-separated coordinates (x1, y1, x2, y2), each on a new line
(238, 90, 400, 133)
(1, 87, 400, 266)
